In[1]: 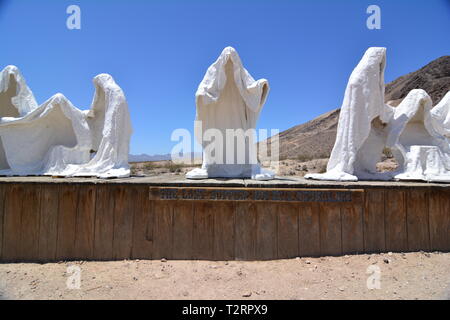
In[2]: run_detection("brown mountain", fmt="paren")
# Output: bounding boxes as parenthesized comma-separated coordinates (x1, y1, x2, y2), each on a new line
(260, 56, 450, 161)
(385, 55, 450, 106)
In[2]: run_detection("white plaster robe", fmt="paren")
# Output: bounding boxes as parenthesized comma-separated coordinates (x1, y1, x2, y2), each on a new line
(186, 47, 273, 180)
(0, 65, 38, 117)
(66, 74, 133, 178)
(386, 89, 450, 182)
(0, 66, 132, 178)
(306, 47, 394, 181)
(429, 91, 450, 139)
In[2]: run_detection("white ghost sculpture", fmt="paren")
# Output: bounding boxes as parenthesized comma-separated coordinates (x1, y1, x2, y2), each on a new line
(186, 47, 273, 180)
(0, 65, 132, 178)
(306, 47, 394, 181)
(386, 89, 450, 182)
(61, 74, 133, 178)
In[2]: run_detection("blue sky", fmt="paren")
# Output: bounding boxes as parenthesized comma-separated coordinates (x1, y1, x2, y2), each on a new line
(0, 0, 449, 155)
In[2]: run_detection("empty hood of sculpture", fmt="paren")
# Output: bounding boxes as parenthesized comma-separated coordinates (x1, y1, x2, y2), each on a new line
(0, 65, 38, 118)
(195, 46, 269, 114)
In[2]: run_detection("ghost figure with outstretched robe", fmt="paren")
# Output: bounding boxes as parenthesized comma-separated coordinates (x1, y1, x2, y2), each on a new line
(386, 89, 450, 182)
(306, 47, 394, 181)
(186, 47, 274, 180)
(65, 74, 133, 178)
(0, 65, 132, 178)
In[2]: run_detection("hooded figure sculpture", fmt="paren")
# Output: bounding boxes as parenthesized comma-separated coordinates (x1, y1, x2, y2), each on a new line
(186, 47, 274, 180)
(306, 47, 394, 181)
(0, 65, 132, 178)
(386, 89, 450, 182)
(57, 74, 133, 178)
(0, 65, 38, 117)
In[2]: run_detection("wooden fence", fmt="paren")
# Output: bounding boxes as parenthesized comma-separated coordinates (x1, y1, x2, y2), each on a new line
(0, 182, 448, 262)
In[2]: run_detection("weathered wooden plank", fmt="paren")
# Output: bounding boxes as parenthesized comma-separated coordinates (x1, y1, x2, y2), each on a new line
(4, 181, 450, 262)
(277, 203, 299, 259)
(448, 195, 450, 251)
(385, 189, 408, 252)
(56, 185, 79, 260)
(0, 185, 7, 260)
(364, 189, 385, 253)
(152, 201, 173, 259)
(19, 185, 41, 261)
(298, 203, 320, 257)
(255, 203, 277, 260)
(319, 204, 342, 256)
(112, 186, 135, 260)
(406, 189, 430, 251)
(341, 201, 364, 254)
(213, 201, 235, 260)
(193, 202, 214, 260)
(74, 185, 96, 260)
(429, 189, 450, 251)
(172, 201, 194, 259)
(235, 202, 257, 260)
(2, 184, 23, 261)
(131, 187, 153, 259)
(93, 184, 115, 260)
(38, 184, 60, 262)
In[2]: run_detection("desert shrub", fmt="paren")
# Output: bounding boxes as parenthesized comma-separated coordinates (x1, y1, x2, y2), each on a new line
(382, 147, 393, 158)
(165, 161, 184, 173)
(144, 162, 156, 170)
(297, 154, 313, 162)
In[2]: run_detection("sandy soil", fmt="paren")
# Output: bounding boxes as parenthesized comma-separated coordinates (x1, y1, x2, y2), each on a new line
(130, 157, 398, 178)
(130, 159, 329, 177)
(0, 252, 448, 300)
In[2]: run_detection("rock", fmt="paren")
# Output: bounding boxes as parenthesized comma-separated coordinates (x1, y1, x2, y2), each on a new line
(339, 287, 345, 292)
(161, 258, 167, 262)
(383, 258, 390, 264)
(242, 292, 252, 297)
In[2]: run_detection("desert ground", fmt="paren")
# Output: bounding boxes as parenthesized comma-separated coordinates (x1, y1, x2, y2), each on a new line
(129, 154, 398, 178)
(0, 252, 448, 300)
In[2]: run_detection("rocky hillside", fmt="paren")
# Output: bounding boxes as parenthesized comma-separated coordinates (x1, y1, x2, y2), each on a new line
(385, 55, 450, 106)
(260, 56, 450, 161)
